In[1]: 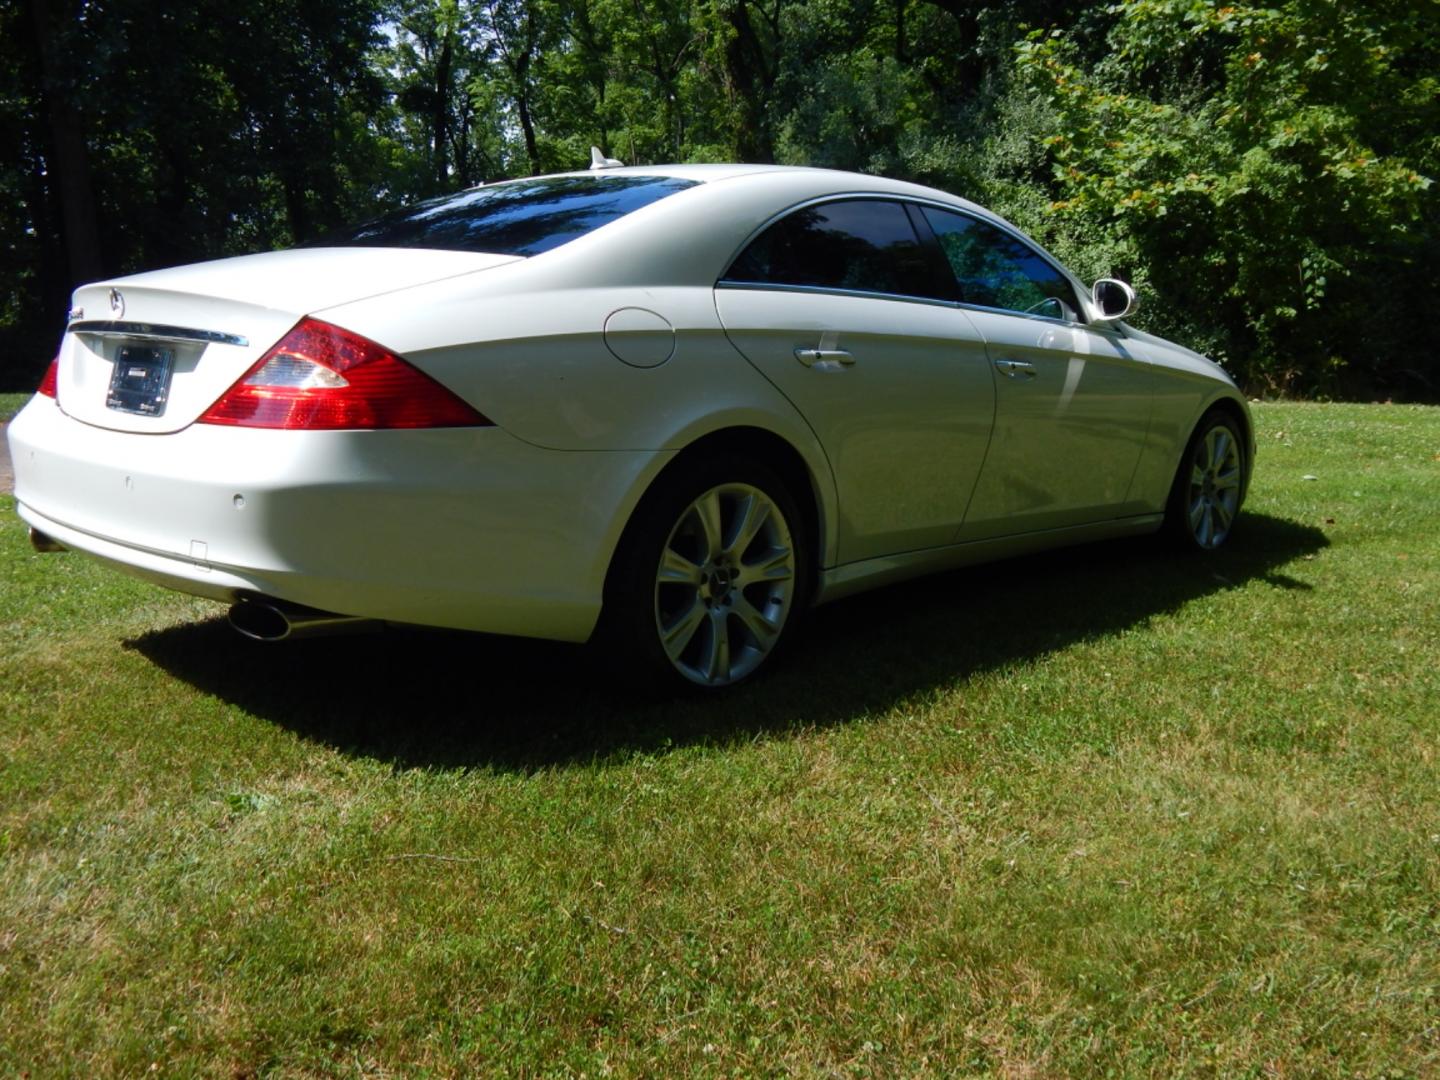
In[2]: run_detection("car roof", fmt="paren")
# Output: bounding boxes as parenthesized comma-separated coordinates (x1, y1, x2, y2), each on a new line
(540, 163, 785, 183)
(495, 163, 1062, 281)
(311, 162, 1103, 349)
(357, 162, 1086, 308)
(485, 162, 992, 217)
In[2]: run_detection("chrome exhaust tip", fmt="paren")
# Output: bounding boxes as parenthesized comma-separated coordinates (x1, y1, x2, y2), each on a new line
(29, 528, 67, 553)
(227, 598, 381, 642)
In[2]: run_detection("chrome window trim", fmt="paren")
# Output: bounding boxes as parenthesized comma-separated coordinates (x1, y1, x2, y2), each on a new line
(714, 279, 1106, 332)
(715, 279, 1128, 336)
(713, 279, 961, 311)
(952, 297, 1086, 329)
(68, 321, 249, 347)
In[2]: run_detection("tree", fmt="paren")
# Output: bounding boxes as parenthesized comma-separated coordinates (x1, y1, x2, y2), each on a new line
(3, 0, 1436, 397)
(1015, 0, 1438, 395)
(472, 0, 556, 174)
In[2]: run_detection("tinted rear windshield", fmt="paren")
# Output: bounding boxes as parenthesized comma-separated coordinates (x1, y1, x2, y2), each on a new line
(320, 175, 699, 257)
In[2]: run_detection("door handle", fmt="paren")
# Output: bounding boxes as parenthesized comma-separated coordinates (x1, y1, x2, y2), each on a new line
(994, 358, 1036, 379)
(794, 348, 855, 368)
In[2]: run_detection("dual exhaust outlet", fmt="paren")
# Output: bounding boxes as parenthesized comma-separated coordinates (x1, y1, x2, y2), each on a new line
(227, 597, 380, 642)
(29, 528, 377, 642)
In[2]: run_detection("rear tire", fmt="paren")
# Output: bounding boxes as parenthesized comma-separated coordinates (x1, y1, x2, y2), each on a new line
(1165, 409, 1246, 551)
(596, 455, 810, 692)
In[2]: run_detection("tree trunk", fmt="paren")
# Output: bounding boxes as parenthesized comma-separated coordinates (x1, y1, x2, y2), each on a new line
(28, 0, 103, 286)
(281, 165, 311, 244)
(723, 0, 776, 163)
(20, 120, 68, 332)
(433, 25, 454, 185)
(571, 0, 610, 156)
(516, 89, 540, 175)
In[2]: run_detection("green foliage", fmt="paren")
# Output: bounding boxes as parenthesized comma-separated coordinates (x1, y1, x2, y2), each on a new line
(1, 0, 1437, 396)
(1015, 0, 1439, 395)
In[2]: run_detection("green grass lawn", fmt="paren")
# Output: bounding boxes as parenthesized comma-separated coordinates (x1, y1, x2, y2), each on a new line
(2, 402, 1436, 1077)
(0, 392, 31, 422)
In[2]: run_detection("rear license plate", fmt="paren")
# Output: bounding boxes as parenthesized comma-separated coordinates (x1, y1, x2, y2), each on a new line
(107, 345, 175, 416)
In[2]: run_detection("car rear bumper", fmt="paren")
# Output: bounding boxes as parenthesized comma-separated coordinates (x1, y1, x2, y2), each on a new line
(8, 397, 667, 642)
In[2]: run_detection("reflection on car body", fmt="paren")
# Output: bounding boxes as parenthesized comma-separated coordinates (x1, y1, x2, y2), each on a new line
(8, 162, 1253, 689)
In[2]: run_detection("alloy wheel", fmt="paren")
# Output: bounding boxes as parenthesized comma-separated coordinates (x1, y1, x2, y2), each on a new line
(653, 482, 797, 686)
(1186, 423, 1242, 549)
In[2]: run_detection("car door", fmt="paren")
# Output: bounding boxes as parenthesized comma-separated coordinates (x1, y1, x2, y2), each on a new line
(916, 206, 1157, 541)
(713, 198, 997, 565)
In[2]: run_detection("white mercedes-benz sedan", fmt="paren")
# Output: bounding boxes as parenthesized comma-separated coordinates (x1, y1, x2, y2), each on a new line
(7, 163, 1253, 689)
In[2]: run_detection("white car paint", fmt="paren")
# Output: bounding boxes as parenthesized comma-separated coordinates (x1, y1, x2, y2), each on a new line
(7, 163, 1252, 674)
(13, 398, 666, 641)
(714, 286, 996, 563)
(59, 249, 521, 434)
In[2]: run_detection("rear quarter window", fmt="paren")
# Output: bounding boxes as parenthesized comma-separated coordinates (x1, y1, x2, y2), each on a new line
(723, 199, 950, 301)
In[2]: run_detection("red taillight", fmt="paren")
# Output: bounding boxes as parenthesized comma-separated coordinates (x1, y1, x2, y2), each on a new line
(197, 317, 491, 430)
(37, 355, 59, 398)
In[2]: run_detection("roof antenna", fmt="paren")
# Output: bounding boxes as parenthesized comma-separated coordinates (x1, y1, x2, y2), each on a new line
(589, 146, 623, 170)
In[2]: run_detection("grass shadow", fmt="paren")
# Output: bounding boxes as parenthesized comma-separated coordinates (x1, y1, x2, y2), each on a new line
(127, 512, 1326, 771)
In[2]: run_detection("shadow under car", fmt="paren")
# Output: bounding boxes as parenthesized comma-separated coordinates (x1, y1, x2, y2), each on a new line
(126, 512, 1327, 771)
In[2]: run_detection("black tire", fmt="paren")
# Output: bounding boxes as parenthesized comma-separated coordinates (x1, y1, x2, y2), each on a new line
(1165, 408, 1247, 551)
(595, 454, 811, 692)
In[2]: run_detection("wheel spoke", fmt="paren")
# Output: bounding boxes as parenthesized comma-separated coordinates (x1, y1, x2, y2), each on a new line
(1216, 430, 1233, 468)
(732, 596, 780, 648)
(694, 490, 724, 563)
(736, 547, 793, 588)
(1213, 496, 1234, 531)
(1188, 495, 1206, 531)
(1191, 463, 1207, 489)
(1214, 468, 1241, 491)
(1208, 429, 1231, 471)
(658, 547, 703, 586)
(660, 599, 706, 661)
(702, 610, 731, 683)
(726, 493, 771, 560)
(1198, 504, 1215, 547)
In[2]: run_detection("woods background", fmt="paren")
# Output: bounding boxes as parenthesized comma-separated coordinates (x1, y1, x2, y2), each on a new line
(2, 0, 1435, 398)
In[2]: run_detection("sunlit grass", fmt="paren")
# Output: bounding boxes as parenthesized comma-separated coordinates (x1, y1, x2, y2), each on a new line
(0, 392, 31, 422)
(1, 402, 1436, 1076)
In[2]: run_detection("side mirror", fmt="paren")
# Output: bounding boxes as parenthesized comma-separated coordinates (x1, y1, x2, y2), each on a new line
(1091, 278, 1138, 322)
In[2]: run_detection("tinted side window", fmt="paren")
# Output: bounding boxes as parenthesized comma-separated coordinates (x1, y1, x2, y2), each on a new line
(319, 175, 699, 257)
(724, 200, 946, 300)
(921, 207, 1080, 319)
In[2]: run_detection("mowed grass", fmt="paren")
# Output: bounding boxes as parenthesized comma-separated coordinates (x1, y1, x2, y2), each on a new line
(1, 402, 1436, 1077)
(0, 392, 31, 421)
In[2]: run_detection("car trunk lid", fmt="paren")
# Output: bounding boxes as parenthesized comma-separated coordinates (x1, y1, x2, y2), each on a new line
(57, 247, 520, 434)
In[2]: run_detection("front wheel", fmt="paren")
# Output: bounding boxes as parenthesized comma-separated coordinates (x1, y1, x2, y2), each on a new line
(1166, 409, 1246, 550)
(599, 456, 809, 691)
